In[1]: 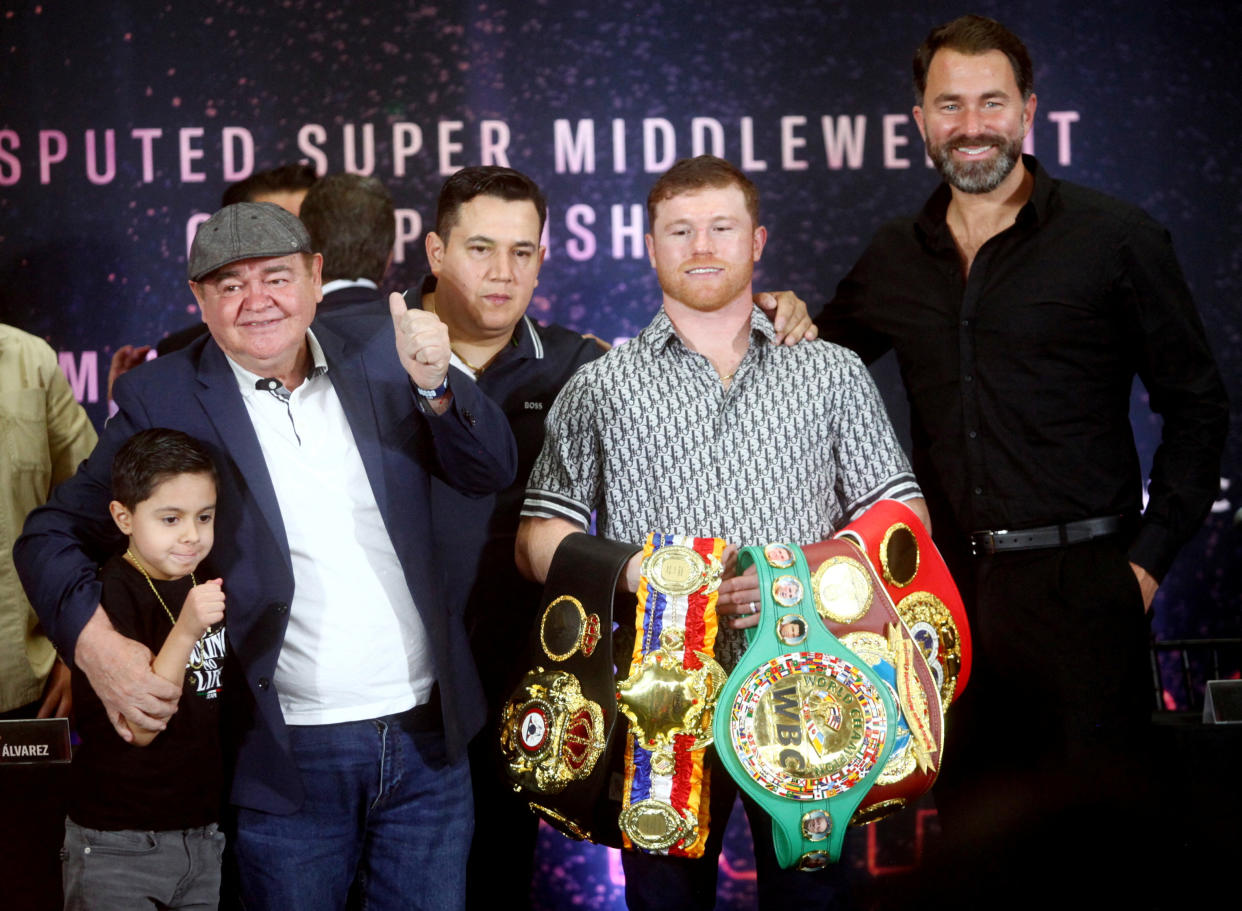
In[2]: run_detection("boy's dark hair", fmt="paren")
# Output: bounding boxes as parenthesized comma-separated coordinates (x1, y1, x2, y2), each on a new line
(221, 162, 319, 208)
(435, 166, 548, 239)
(913, 15, 1034, 104)
(646, 155, 760, 228)
(300, 173, 396, 284)
(111, 429, 218, 510)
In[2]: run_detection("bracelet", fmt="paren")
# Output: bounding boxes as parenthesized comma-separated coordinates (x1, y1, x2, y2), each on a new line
(416, 375, 450, 398)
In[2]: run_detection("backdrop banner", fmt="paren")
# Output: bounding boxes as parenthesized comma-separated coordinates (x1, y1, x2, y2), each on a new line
(2, 2, 1238, 905)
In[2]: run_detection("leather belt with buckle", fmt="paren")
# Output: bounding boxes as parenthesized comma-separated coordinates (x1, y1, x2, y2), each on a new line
(969, 515, 1126, 556)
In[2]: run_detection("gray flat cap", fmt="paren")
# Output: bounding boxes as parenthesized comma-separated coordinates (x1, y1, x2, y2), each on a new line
(188, 202, 312, 281)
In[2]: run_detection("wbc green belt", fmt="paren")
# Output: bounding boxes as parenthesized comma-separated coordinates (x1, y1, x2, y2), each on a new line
(713, 542, 897, 870)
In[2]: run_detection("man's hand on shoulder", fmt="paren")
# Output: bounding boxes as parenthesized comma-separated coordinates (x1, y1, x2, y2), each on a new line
(76, 606, 180, 742)
(754, 290, 818, 346)
(580, 332, 612, 353)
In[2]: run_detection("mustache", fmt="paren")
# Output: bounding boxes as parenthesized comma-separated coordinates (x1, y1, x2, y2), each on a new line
(947, 133, 1008, 150)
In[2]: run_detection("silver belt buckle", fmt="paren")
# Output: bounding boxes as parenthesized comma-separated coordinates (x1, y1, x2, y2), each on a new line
(970, 529, 1008, 556)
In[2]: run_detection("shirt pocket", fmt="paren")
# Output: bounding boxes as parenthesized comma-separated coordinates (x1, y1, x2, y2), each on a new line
(0, 388, 54, 491)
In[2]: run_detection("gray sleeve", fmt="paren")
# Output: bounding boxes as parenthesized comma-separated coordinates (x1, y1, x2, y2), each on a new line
(830, 350, 921, 520)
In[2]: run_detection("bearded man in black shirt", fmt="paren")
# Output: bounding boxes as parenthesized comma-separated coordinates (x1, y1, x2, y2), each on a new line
(816, 14, 1228, 902)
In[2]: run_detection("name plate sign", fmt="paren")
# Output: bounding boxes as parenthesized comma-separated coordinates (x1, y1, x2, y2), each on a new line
(0, 718, 71, 765)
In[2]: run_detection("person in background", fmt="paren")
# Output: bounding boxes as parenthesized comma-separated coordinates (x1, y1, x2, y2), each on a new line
(221, 162, 319, 216)
(299, 172, 396, 322)
(0, 323, 98, 911)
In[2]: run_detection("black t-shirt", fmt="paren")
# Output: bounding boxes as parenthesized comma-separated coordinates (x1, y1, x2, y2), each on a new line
(68, 555, 225, 830)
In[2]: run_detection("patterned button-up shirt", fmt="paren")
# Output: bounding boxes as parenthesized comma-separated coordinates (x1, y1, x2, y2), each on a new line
(522, 305, 921, 666)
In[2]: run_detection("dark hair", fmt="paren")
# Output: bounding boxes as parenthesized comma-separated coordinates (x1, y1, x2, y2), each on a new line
(646, 155, 760, 228)
(299, 173, 396, 284)
(913, 15, 1033, 104)
(434, 166, 548, 239)
(111, 429, 218, 510)
(221, 163, 319, 208)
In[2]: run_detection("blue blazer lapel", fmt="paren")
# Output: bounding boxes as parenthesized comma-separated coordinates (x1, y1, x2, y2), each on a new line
(315, 323, 392, 517)
(194, 342, 292, 570)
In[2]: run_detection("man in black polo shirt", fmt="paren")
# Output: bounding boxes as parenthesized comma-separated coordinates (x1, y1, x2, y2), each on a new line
(815, 14, 1228, 900)
(415, 166, 816, 909)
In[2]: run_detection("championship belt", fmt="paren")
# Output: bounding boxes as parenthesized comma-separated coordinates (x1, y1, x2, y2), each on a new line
(800, 536, 945, 827)
(833, 500, 972, 705)
(616, 534, 727, 858)
(714, 542, 898, 869)
(500, 533, 640, 845)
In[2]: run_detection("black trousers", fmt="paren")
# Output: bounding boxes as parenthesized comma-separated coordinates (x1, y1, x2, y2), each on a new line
(930, 536, 1153, 906)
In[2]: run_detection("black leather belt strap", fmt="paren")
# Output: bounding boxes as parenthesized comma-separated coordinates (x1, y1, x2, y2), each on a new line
(969, 515, 1126, 556)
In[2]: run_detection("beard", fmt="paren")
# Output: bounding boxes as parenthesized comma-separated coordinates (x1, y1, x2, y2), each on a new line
(928, 132, 1023, 194)
(658, 260, 754, 313)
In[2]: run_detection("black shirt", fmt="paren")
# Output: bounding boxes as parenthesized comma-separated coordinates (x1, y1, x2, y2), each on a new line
(69, 555, 225, 830)
(418, 276, 605, 702)
(816, 156, 1228, 580)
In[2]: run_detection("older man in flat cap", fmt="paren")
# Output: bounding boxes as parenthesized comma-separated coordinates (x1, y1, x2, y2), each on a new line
(16, 202, 517, 910)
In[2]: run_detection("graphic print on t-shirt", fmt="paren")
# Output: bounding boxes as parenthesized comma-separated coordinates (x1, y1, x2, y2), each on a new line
(188, 625, 226, 698)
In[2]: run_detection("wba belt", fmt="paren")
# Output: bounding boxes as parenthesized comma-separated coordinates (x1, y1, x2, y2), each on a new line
(499, 533, 640, 845)
(800, 536, 945, 828)
(834, 499, 972, 705)
(617, 533, 728, 857)
(714, 541, 898, 869)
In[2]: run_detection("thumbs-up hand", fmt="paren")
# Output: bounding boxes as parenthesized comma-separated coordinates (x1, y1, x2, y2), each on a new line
(389, 291, 451, 393)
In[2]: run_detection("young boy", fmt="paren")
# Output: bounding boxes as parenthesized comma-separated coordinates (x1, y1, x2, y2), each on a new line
(62, 428, 227, 911)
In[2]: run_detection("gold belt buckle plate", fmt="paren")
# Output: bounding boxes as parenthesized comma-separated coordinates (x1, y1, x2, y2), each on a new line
(616, 628, 726, 776)
(500, 668, 605, 794)
(728, 652, 889, 801)
(641, 545, 723, 597)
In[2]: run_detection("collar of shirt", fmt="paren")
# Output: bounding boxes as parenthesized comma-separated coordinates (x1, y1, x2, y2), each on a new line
(321, 278, 379, 296)
(915, 154, 1057, 253)
(639, 303, 778, 357)
(224, 328, 329, 398)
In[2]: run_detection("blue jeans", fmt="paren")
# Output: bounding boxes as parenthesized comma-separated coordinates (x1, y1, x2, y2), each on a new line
(233, 711, 472, 911)
(62, 818, 224, 911)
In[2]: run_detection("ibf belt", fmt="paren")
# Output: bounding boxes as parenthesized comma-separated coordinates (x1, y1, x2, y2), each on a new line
(617, 534, 727, 857)
(713, 542, 897, 869)
(802, 535, 945, 827)
(500, 533, 640, 846)
(833, 499, 972, 705)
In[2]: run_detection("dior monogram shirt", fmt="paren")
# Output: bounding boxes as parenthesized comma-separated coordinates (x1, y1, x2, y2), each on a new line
(522, 305, 921, 666)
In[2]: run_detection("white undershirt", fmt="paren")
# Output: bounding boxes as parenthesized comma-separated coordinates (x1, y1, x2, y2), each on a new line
(320, 277, 378, 296)
(227, 332, 433, 725)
